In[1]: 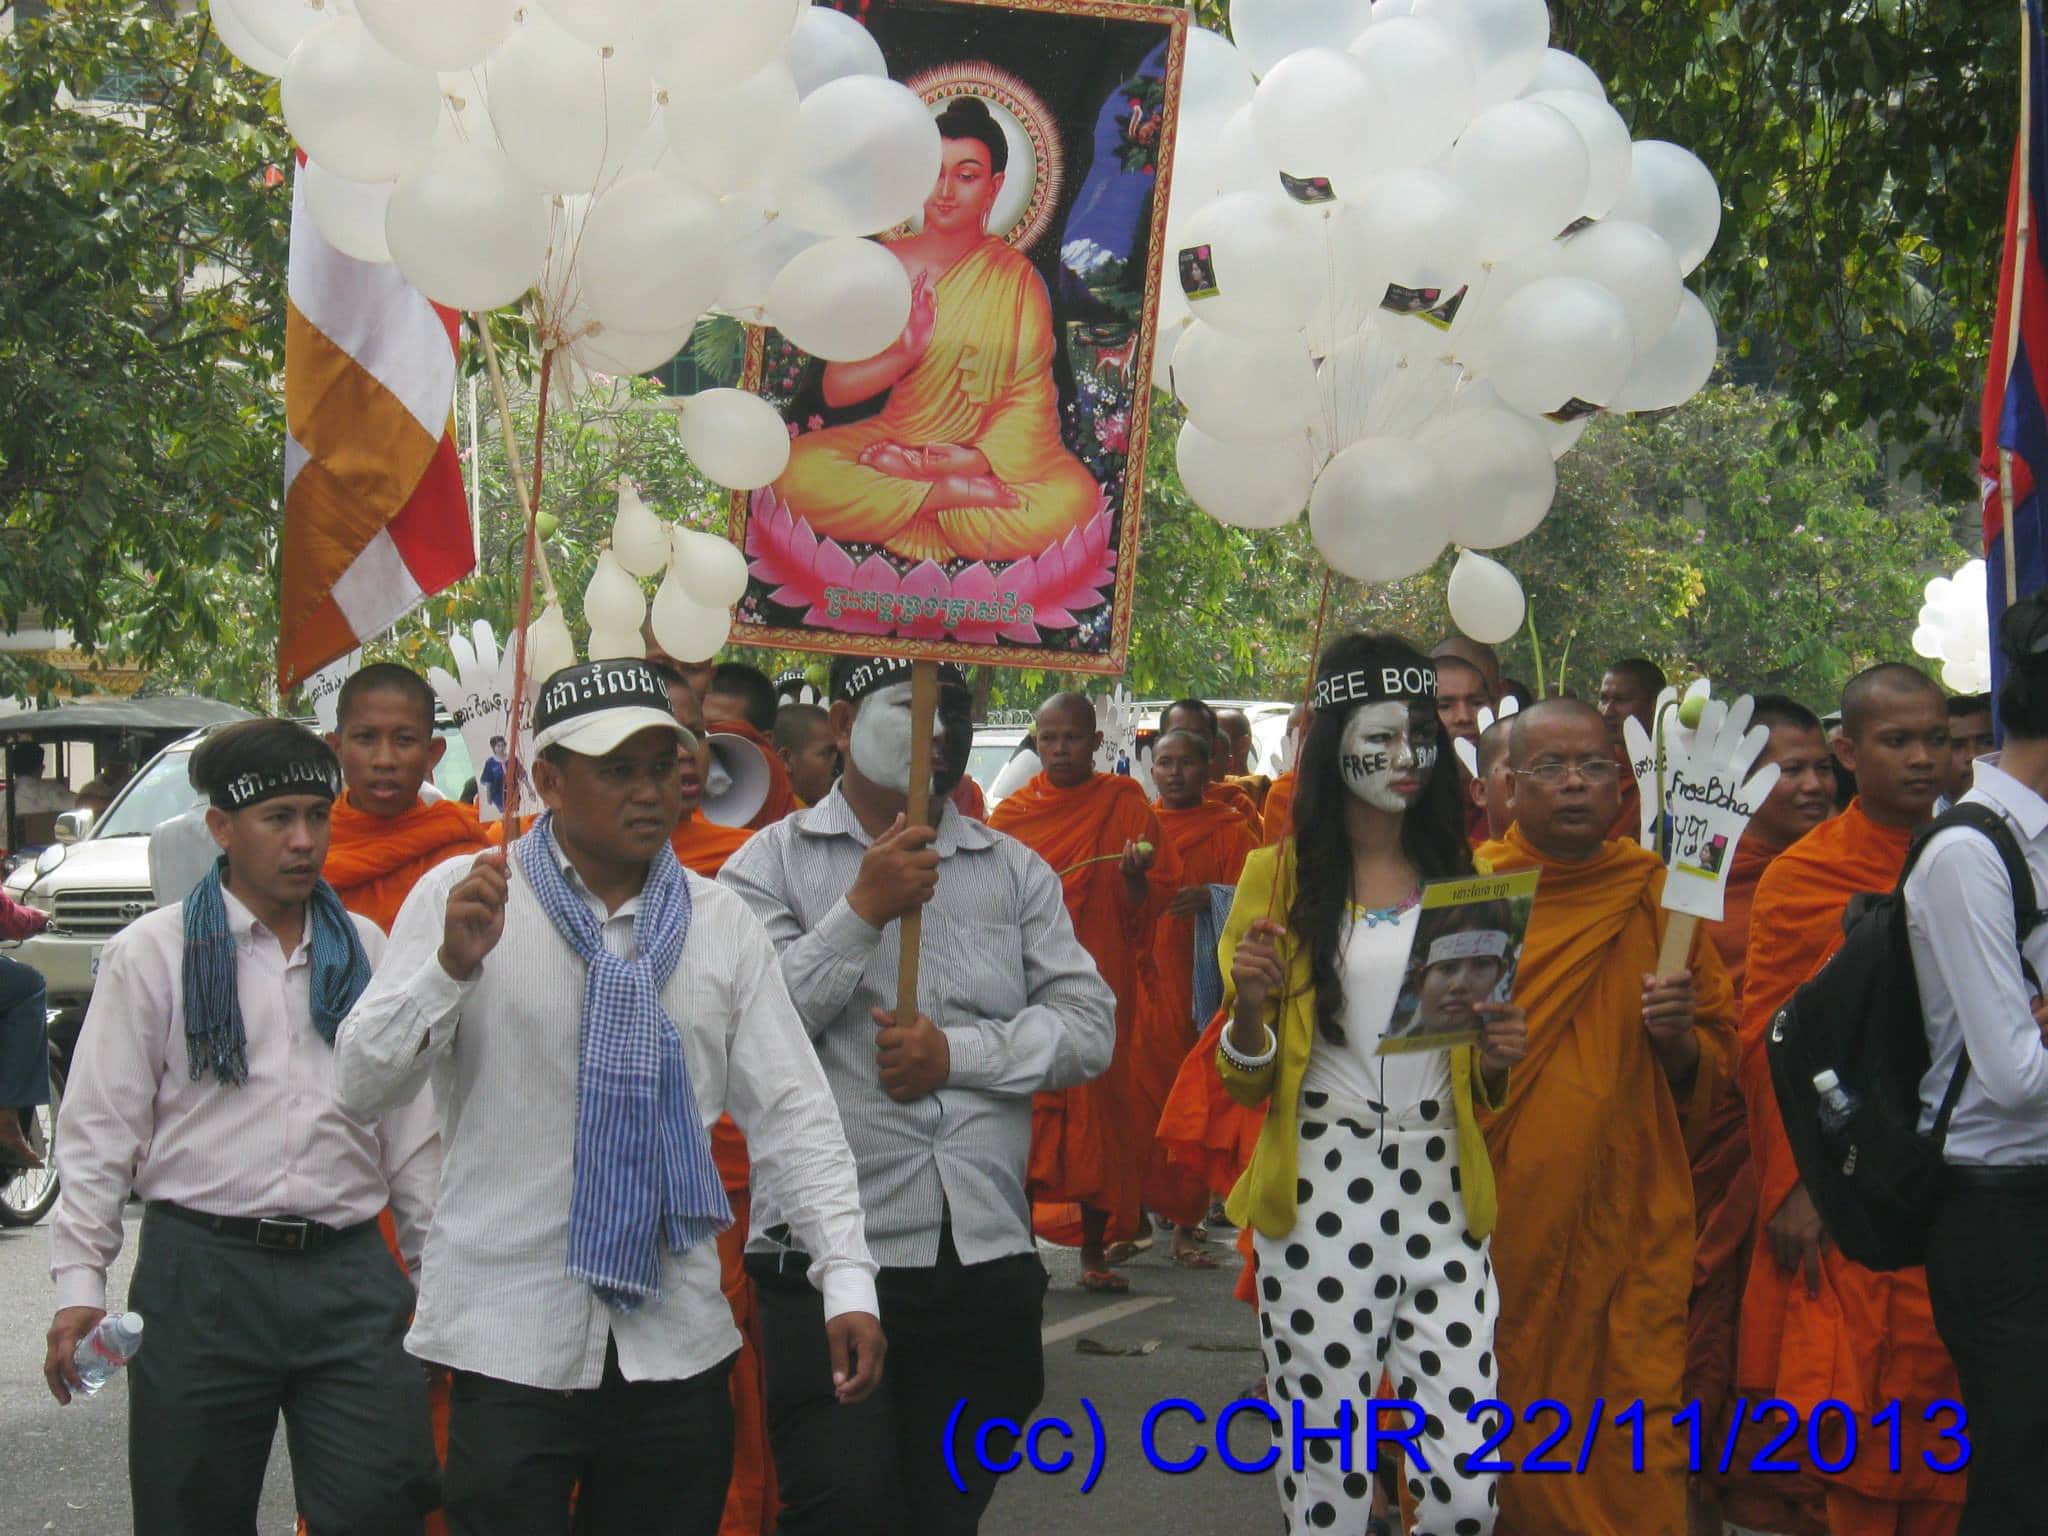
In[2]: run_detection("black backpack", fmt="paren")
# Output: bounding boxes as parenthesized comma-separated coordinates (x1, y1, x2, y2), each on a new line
(1765, 802, 2043, 1271)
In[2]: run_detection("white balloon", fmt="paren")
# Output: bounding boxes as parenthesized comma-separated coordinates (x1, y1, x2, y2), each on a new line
(1250, 47, 1379, 191)
(526, 603, 579, 683)
(717, 214, 823, 318)
(1417, 408, 1556, 547)
(672, 526, 750, 609)
(612, 480, 673, 578)
(1171, 323, 1322, 443)
(227, 0, 347, 65)
(777, 76, 942, 238)
(1177, 419, 1322, 529)
(1442, 231, 1557, 345)
(1229, 0, 1374, 78)
(1955, 559, 1989, 598)
(209, 0, 290, 76)
(587, 624, 648, 660)
(1308, 438, 1449, 582)
(539, 0, 661, 46)
(782, 5, 888, 97)
(282, 17, 441, 184)
(577, 175, 729, 334)
(1446, 549, 1527, 643)
(1175, 189, 1321, 336)
(434, 67, 497, 150)
(1181, 27, 1258, 133)
(765, 237, 914, 361)
(1451, 378, 1586, 458)
(1911, 624, 1947, 660)
(486, 10, 653, 195)
(1346, 18, 1478, 173)
(1475, 275, 1635, 416)
(583, 549, 648, 635)
(573, 319, 695, 376)
(650, 566, 732, 663)
(676, 389, 792, 491)
(385, 143, 551, 310)
(643, 0, 806, 93)
(664, 64, 799, 197)
(1942, 657, 1988, 695)
(1350, 169, 1481, 300)
(1411, 0, 1548, 108)
(1522, 47, 1605, 100)
(1524, 88, 1632, 219)
(1447, 100, 1589, 255)
(1553, 219, 1680, 353)
(1610, 140, 1722, 276)
(304, 159, 393, 262)
(1610, 289, 1717, 412)
(357, 0, 512, 69)
(1152, 309, 1194, 394)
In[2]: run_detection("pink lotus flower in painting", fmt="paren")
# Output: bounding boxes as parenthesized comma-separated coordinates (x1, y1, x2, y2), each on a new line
(742, 487, 1116, 647)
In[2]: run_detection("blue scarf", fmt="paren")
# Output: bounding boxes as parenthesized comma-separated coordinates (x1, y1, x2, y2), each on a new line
(180, 857, 371, 1086)
(518, 815, 731, 1310)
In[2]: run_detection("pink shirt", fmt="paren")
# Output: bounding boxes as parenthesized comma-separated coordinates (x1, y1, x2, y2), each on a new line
(50, 888, 439, 1311)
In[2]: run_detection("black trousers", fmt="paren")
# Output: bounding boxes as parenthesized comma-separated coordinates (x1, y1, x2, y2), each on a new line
(1925, 1164, 2048, 1536)
(749, 1226, 1047, 1536)
(127, 1205, 437, 1536)
(0, 954, 48, 1107)
(442, 1339, 735, 1536)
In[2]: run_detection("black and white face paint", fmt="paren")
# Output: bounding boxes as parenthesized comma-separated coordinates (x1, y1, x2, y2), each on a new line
(1338, 700, 1438, 812)
(849, 681, 936, 796)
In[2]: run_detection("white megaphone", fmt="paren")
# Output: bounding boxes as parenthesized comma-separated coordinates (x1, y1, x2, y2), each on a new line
(701, 732, 772, 828)
(150, 804, 220, 907)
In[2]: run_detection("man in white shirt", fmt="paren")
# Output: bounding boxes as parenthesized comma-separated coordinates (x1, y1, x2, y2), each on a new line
(1906, 596, 2048, 1536)
(334, 659, 881, 1536)
(45, 719, 440, 1535)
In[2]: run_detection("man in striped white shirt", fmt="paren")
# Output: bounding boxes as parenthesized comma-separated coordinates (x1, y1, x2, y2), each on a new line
(720, 654, 1115, 1536)
(335, 661, 880, 1536)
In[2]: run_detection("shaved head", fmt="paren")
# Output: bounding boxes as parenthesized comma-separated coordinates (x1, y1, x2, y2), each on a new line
(1508, 698, 1606, 768)
(1035, 692, 1101, 789)
(1477, 716, 1515, 777)
(1840, 663, 1943, 740)
(1156, 726, 1211, 759)
(1037, 692, 1097, 733)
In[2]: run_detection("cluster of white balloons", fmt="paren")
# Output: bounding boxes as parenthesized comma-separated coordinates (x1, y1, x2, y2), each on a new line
(1912, 558, 1992, 695)
(230, 0, 940, 485)
(1162, 0, 1723, 643)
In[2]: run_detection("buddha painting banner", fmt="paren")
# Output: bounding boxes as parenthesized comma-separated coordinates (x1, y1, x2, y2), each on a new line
(729, 0, 1186, 675)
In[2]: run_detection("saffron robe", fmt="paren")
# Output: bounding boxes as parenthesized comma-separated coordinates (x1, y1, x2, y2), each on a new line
(1261, 771, 1298, 847)
(1735, 801, 1964, 1513)
(1205, 780, 1263, 840)
(325, 796, 490, 934)
(1474, 826, 1738, 1536)
(990, 772, 1175, 1239)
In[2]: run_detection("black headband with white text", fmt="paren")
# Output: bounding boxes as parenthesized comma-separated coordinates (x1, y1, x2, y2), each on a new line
(210, 758, 342, 811)
(1312, 663, 1439, 715)
(831, 656, 969, 706)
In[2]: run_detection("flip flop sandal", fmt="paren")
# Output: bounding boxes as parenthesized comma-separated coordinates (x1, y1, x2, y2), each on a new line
(1079, 1268, 1131, 1293)
(1170, 1247, 1221, 1269)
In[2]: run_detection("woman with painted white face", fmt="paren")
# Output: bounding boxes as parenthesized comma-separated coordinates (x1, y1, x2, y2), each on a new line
(1213, 634, 1529, 1536)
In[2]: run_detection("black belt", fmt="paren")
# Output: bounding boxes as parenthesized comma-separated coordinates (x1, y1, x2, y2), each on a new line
(1944, 1163, 2048, 1190)
(147, 1200, 374, 1254)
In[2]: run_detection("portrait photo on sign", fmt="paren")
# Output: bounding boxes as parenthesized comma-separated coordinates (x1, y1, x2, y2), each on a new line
(1378, 869, 1540, 1056)
(731, 0, 1184, 674)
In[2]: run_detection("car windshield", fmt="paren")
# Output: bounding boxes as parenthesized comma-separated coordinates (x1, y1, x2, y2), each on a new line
(967, 739, 1019, 794)
(433, 724, 473, 802)
(94, 748, 203, 839)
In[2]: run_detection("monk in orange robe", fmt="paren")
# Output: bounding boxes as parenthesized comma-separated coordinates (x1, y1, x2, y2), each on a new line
(1143, 729, 1257, 1266)
(1476, 700, 1737, 1536)
(1736, 665, 1964, 1536)
(1687, 694, 1839, 1536)
(1216, 707, 1269, 812)
(321, 665, 494, 1536)
(990, 692, 1175, 1289)
(1601, 657, 1666, 842)
(1260, 704, 1309, 846)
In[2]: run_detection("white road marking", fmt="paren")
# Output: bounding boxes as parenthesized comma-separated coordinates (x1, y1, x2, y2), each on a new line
(1041, 1294, 1172, 1345)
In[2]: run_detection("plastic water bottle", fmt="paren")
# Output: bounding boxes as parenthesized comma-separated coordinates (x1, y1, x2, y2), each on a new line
(1813, 1070, 1860, 1139)
(72, 1312, 143, 1396)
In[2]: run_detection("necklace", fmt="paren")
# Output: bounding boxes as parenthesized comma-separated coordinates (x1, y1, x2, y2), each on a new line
(1347, 887, 1421, 927)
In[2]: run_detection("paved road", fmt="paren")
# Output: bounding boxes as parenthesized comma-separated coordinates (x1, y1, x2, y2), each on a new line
(1, 1210, 1283, 1534)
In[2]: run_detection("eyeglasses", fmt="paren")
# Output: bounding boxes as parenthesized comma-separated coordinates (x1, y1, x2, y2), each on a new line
(1512, 758, 1622, 786)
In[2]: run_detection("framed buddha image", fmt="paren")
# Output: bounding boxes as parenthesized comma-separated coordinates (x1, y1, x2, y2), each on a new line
(729, 0, 1186, 675)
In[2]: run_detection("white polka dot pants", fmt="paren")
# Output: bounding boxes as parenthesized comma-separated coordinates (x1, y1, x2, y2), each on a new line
(1252, 1092, 1501, 1536)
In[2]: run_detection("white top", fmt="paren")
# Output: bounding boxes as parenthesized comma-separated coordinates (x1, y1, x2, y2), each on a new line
(1905, 756, 2048, 1164)
(50, 891, 438, 1312)
(1299, 905, 1453, 1113)
(333, 846, 878, 1391)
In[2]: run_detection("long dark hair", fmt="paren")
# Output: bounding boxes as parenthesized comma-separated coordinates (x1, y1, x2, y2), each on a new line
(1290, 632, 1474, 1046)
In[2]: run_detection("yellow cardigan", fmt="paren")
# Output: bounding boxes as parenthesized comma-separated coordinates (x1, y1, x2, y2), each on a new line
(1216, 843, 1505, 1241)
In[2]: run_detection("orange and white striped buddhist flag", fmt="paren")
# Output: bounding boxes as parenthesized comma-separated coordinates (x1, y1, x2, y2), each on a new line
(277, 157, 473, 690)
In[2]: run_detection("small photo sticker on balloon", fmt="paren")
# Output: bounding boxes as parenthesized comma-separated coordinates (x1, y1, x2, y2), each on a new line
(1178, 244, 1221, 301)
(1380, 282, 1468, 331)
(1277, 171, 1337, 205)
(1544, 397, 1604, 424)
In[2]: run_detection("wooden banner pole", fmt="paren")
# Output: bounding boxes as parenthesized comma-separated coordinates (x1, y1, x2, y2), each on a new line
(895, 659, 940, 1028)
(1656, 911, 1698, 978)
(2002, 0, 2035, 609)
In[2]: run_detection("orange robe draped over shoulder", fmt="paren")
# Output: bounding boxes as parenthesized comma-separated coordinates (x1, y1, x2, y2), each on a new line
(1205, 780, 1262, 841)
(1474, 826, 1738, 1536)
(1261, 771, 1298, 847)
(1735, 801, 1964, 1515)
(770, 236, 1100, 565)
(325, 796, 490, 934)
(1141, 800, 1256, 1227)
(990, 772, 1175, 1241)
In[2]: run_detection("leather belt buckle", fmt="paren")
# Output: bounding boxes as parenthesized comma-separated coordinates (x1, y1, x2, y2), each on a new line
(256, 1217, 311, 1252)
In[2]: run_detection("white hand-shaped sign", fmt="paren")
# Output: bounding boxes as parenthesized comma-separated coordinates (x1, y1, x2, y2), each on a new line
(1453, 696, 1519, 780)
(1096, 685, 1137, 777)
(1622, 680, 1712, 851)
(1653, 692, 1781, 922)
(306, 649, 363, 735)
(427, 621, 529, 823)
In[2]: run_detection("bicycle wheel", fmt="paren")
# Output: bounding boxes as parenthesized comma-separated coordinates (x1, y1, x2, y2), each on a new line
(0, 1058, 62, 1227)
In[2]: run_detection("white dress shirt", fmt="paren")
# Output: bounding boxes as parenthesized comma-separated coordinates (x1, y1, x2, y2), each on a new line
(1907, 756, 2048, 1163)
(334, 846, 877, 1391)
(50, 890, 438, 1311)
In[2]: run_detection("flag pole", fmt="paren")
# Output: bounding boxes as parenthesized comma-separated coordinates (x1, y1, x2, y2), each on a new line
(2002, 0, 2035, 609)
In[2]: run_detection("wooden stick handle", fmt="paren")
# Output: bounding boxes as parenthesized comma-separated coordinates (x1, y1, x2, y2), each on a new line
(1656, 910, 1698, 977)
(894, 661, 939, 1029)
